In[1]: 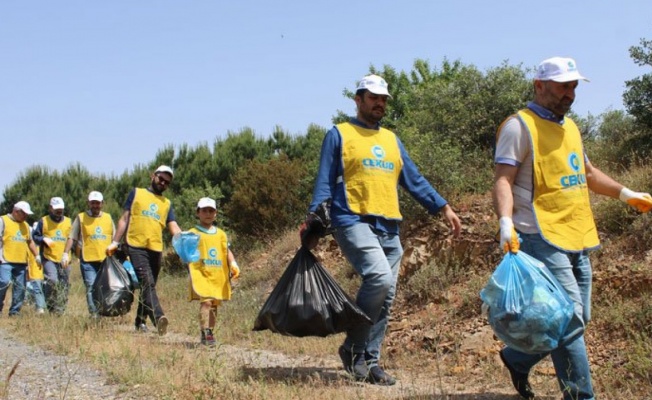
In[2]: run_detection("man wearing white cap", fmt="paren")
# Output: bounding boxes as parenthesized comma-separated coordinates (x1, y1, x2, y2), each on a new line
(62, 191, 115, 317)
(303, 74, 462, 385)
(107, 165, 181, 335)
(493, 57, 652, 400)
(32, 197, 72, 315)
(0, 201, 40, 316)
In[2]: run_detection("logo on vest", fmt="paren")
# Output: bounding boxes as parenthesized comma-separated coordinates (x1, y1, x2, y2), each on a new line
(362, 145, 394, 172)
(141, 203, 161, 220)
(204, 247, 223, 267)
(53, 229, 66, 242)
(560, 152, 586, 188)
(11, 231, 26, 243)
(90, 226, 108, 241)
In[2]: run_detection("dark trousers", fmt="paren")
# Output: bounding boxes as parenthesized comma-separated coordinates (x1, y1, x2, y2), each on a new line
(127, 246, 164, 326)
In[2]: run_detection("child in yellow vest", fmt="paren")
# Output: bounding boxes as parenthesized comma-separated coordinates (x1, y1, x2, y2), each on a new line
(187, 197, 240, 346)
(26, 248, 46, 314)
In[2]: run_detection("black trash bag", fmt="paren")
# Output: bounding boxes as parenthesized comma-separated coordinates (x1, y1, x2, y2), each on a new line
(92, 256, 134, 317)
(253, 246, 372, 337)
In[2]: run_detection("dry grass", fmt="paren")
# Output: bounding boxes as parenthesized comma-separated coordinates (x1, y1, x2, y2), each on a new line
(1, 212, 652, 399)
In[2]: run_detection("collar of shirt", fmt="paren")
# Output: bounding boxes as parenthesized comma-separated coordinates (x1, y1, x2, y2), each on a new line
(349, 118, 381, 130)
(527, 101, 565, 124)
(194, 225, 216, 234)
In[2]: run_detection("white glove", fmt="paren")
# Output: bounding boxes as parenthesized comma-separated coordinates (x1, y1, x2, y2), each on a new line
(106, 241, 119, 256)
(61, 253, 70, 268)
(499, 216, 520, 253)
(35, 255, 42, 265)
(619, 188, 652, 213)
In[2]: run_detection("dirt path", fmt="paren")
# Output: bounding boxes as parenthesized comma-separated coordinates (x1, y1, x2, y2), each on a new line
(1, 325, 558, 400)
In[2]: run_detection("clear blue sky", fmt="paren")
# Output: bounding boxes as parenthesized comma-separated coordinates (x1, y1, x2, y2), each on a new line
(2, 1, 651, 199)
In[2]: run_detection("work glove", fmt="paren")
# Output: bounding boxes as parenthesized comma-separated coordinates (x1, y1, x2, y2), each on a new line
(61, 253, 70, 268)
(35, 255, 42, 266)
(230, 262, 240, 280)
(619, 188, 652, 213)
(499, 216, 520, 253)
(106, 241, 120, 256)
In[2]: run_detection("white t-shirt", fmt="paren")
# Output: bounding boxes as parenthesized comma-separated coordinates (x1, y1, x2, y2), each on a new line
(494, 116, 540, 234)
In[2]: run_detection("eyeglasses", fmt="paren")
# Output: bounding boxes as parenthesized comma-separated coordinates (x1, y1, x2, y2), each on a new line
(156, 175, 171, 185)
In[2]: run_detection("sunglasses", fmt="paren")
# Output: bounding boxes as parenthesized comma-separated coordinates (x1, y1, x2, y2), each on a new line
(156, 175, 171, 185)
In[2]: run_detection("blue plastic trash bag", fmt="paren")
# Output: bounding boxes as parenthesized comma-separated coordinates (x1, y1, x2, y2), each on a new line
(172, 232, 200, 263)
(480, 250, 574, 354)
(122, 259, 139, 290)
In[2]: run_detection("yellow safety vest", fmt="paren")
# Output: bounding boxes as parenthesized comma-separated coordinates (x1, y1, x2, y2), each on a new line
(337, 122, 403, 220)
(1, 215, 30, 264)
(187, 227, 231, 300)
(126, 188, 171, 252)
(79, 212, 114, 262)
(518, 109, 600, 251)
(41, 215, 71, 262)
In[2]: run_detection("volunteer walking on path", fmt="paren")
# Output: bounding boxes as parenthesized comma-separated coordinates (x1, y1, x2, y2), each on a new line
(493, 56, 652, 400)
(62, 191, 115, 317)
(33, 197, 72, 315)
(107, 165, 181, 335)
(187, 197, 240, 346)
(305, 74, 461, 385)
(0, 201, 40, 316)
(26, 221, 46, 314)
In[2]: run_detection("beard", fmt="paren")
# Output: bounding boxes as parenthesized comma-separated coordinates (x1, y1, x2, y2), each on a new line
(151, 178, 166, 195)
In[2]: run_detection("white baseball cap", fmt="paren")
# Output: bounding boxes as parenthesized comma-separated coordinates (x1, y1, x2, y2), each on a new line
(356, 74, 392, 98)
(14, 201, 34, 215)
(155, 165, 174, 177)
(535, 57, 589, 83)
(50, 197, 65, 210)
(88, 191, 104, 202)
(197, 197, 217, 210)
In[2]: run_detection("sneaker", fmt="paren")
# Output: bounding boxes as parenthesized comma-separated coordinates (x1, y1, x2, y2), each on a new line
(200, 329, 217, 347)
(135, 323, 148, 333)
(366, 366, 396, 386)
(499, 349, 535, 399)
(156, 316, 169, 336)
(36, 308, 45, 315)
(338, 345, 368, 381)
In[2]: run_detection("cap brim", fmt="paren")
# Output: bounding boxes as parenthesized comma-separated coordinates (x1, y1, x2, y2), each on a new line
(367, 89, 393, 99)
(549, 72, 590, 83)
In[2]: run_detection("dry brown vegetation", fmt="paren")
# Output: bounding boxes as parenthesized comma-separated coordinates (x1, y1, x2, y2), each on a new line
(1, 192, 651, 399)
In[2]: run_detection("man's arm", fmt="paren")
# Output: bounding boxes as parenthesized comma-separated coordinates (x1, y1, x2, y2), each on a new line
(585, 160, 623, 198)
(492, 163, 519, 218)
(32, 219, 45, 246)
(493, 163, 521, 253)
(113, 210, 130, 243)
(308, 128, 339, 212)
(63, 216, 81, 254)
(167, 221, 181, 236)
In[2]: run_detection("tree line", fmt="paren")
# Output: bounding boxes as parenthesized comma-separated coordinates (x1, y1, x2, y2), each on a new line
(3, 39, 651, 251)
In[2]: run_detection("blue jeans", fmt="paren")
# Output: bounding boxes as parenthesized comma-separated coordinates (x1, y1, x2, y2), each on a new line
(333, 223, 403, 368)
(80, 261, 102, 315)
(43, 259, 70, 314)
(26, 279, 46, 310)
(0, 263, 27, 315)
(502, 232, 594, 400)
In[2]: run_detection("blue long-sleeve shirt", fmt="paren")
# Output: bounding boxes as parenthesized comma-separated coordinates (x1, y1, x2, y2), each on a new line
(309, 118, 448, 234)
